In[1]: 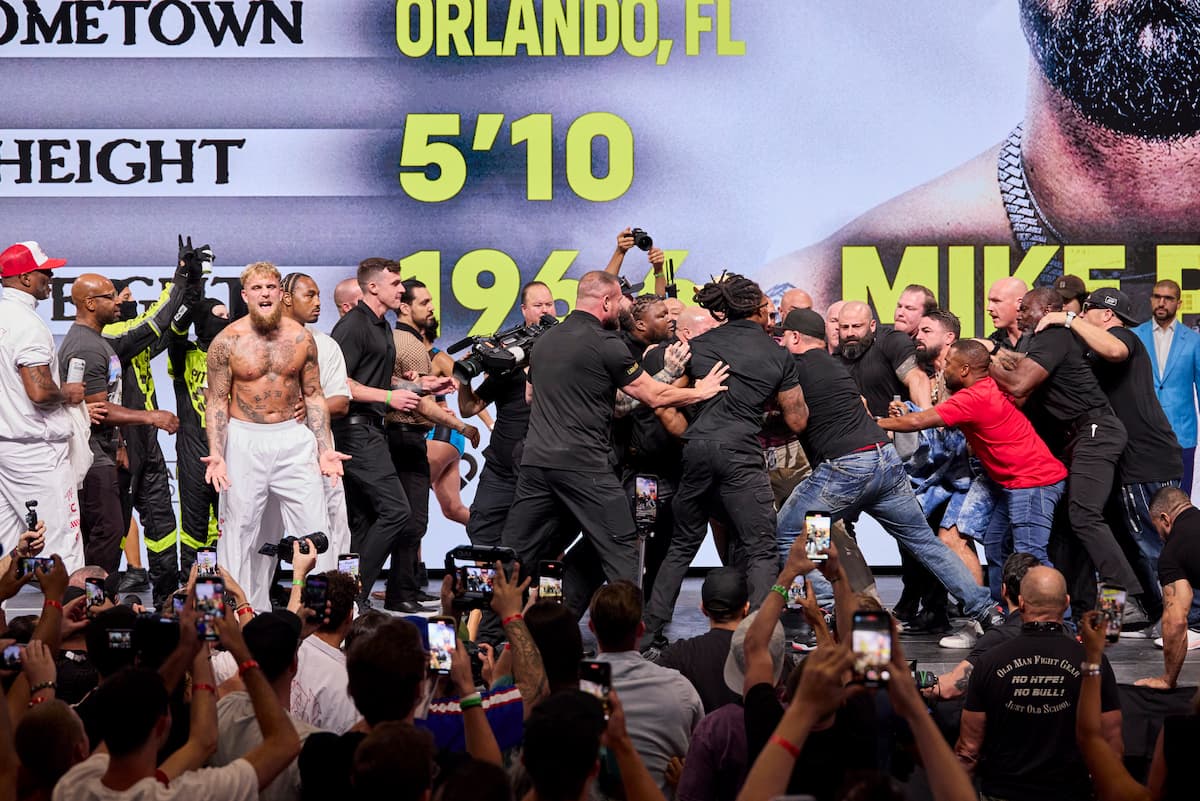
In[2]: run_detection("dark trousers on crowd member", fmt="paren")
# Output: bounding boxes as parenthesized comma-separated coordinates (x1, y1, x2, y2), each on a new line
(501, 465, 640, 593)
(467, 459, 519, 550)
(385, 424, 431, 604)
(643, 440, 780, 646)
(118, 423, 180, 604)
(80, 464, 125, 574)
(1064, 413, 1143, 595)
(176, 424, 219, 577)
(335, 419, 413, 604)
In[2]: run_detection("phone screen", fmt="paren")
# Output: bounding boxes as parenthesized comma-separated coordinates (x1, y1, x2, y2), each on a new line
(852, 612, 891, 685)
(85, 578, 106, 607)
(1098, 584, 1127, 642)
(428, 618, 456, 675)
(579, 660, 611, 716)
(195, 579, 225, 640)
(2, 644, 22, 669)
(172, 594, 186, 616)
(337, 553, 360, 578)
(460, 566, 496, 597)
(805, 512, 831, 562)
(196, 548, 217, 577)
(304, 576, 329, 614)
(538, 561, 563, 603)
(108, 629, 133, 650)
(786, 576, 806, 609)
(634, 476, 658, 528)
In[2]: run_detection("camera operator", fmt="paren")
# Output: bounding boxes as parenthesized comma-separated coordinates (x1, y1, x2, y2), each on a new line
(459, 282, 556, 551)
(501, 271, 729, 595)
(0, 242, 85, 567)
(330, 259, 449, 612)
(606, 227, 668, 299)
(60, 271, 185, 575)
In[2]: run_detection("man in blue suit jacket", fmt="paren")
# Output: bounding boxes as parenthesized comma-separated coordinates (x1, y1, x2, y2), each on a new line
(1134, 279, 1200, 493)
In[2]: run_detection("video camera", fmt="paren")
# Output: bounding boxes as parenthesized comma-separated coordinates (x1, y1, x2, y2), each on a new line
(259, 532, 329, 562)
(449, 314, 559, 384)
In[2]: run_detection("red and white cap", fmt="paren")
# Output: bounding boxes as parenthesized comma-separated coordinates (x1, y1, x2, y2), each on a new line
(0, 241, 68, 278)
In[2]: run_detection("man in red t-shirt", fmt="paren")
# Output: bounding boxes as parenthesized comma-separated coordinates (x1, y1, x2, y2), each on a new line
(878, 339, 1067, 603)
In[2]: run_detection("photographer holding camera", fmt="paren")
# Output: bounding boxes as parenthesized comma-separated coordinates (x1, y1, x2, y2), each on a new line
(500, 271, 728, 598)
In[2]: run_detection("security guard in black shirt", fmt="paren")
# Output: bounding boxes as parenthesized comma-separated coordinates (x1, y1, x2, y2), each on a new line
(500, 271, 728, 604)
(643, 274, 809, 648)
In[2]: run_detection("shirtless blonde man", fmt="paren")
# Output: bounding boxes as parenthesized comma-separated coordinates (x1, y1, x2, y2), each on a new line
(203, 261, 349, 609)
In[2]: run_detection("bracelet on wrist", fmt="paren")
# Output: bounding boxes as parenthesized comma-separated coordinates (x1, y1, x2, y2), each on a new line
(28, 696, 48, 709)
(386, 389, 393, 407)
(459, 692, 483, 710)
(193, 683, 217, 694)
(769, 584, 789, 601)
(30, 680, 56, 694)
(43, 599, 62, 610)
(769, 733, 801, 758)
(237, 659, 260, 676)
(1081, 661, 1102, 677)
(236, 605, 255, 618)
(501, 613, 523, 627)
(292, 579, 304, 587)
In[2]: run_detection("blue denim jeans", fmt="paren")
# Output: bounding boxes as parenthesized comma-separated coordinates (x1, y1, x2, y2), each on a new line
(777, 443, 993, 621)
(983, 481, 1065, 603)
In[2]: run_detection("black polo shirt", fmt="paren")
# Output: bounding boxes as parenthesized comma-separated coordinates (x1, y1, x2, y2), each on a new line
(522, 310, 643, 473)
(475, 368, 530, 470)
(793, 349, 888, 464)
(1022, 327, 1110, 423)
(1086, 327, 1182, 483)
(683, 319, 800, 456)
(838, 329, 918, 417)
(331, 300, 395, 419)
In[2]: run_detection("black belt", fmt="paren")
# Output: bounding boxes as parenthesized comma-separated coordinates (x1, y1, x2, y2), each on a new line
(338, 414, 384, 429)
(387, 422, 430, 433)
(1067, 406, 1114, 439)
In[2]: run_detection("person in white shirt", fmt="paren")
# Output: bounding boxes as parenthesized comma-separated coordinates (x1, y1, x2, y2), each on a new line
(0, 241, 85, 567)
(212, 610, 322, 801)
(289, 570, 361, 733)
(53, 603, 300, 801)
(589, 581, 703, 797)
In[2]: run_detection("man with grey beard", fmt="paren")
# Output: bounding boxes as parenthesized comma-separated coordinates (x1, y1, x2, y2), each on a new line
(836, 300, 931, 416)
(203, 261, 350, 610)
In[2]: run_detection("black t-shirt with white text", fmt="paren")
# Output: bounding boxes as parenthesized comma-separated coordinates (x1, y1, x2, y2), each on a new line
(1086, 326, 1182, 483)
(683, 319, 800, 456)
(1021, 327, 1110, 423)
(964, 626, 1120, 801)
(1159, 507, 1200, 587)
(522, 311, 642, 473)
(838, 329, 918, 417)
(793, 349, 888, 464)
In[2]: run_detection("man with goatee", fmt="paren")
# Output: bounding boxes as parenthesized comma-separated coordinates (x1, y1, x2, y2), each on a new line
(203, 261, 350, 610)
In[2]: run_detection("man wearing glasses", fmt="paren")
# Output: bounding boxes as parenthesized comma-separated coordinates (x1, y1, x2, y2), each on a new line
(0, 242, 86, 568)
(59, 273, 181, 575)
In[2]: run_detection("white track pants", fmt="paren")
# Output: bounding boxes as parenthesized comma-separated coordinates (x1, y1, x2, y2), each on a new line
(218, 419, 326, 610)
(260, 473, 351, 574)
(0, 439, 84, 571)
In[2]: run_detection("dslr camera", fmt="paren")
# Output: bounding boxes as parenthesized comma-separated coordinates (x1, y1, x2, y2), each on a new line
(259, 532, 329, 561)
(449, 314, 559, 384)
(629, 228, 653, 251)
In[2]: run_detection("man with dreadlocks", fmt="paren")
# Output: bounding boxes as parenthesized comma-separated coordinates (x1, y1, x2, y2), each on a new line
(641, 273, 809, 650)
(501, 271, 729, 606)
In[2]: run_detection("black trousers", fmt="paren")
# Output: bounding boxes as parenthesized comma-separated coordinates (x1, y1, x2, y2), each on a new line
(335, 421, 413, 602)
(643, 440, 778, 642)
(466, 459, 518, 549)
(1064, 414, 1142, 594)
(118, 423, 179, 603)
(176, 424, 219, 576)
(80, 463, 124, 574)
(501, 465, 639, 590)
(385, 425, 430, 603)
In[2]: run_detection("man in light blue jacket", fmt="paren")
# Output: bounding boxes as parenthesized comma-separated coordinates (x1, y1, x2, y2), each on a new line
(1134, 279, 1200, 495)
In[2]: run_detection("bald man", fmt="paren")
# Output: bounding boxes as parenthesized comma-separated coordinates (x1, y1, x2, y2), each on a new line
(779, 288, 813, 318)
(957, 567, 1122, 801)
(59, 274, 181, 574)
(1137, 487, 1200, 689)
(985, 277, 1028, 352)
(333, 277, 363, 317)
(825, 300, 844, 353)
(836, 300, 931, 414)
(674, 306, 717, 343)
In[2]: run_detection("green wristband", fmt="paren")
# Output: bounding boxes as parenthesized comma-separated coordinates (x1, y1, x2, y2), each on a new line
(386, 389, 392, 407)
(770, 584, 789, 601)
(459, 693, 483, 710)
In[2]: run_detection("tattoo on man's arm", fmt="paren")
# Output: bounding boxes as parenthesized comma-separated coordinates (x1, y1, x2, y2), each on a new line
(954, 664, 973, 693)
(205, 337, 234, 457)
(301, 339, 330, 454)
(27, 365, 65, 404)
(505, 620, 549, 708)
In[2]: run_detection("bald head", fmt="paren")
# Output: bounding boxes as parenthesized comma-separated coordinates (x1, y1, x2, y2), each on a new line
(1019, 566, 1068, 621)
(575, 271, 622, 329)
(334, 277, 363, 317)
(839, 300, 873, 322)
(676, 306, 717, 343)
(826, 300, 845, 349)
(987, 277, 1028, 333)
(70, 273, 120, 328)
(780, 288, 813, 317)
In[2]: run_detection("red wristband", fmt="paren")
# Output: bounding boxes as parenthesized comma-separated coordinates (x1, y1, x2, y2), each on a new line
(770, 734, 801, 758)
(235, 606, 255, 618)
(43, 599, 62, 610)
(27, 696, 47, 709)
(237, 659, 259, 676)
(501, 613, 523, 627)
(193, 683, 216, 694)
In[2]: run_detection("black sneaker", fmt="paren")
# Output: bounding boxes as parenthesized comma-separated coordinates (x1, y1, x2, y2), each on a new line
(118, 567, 152, 596)
(1122, 597, 1150, 630)
(415, 591, 440, 603)
(384, 599, 433, 614)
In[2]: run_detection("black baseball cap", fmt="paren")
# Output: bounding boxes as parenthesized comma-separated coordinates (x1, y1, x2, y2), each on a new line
(773, 308, 826, 340)
(1084, 288, 1140, 326)
(1054, 274, 1089, 302)
(701, 567, 749, 614)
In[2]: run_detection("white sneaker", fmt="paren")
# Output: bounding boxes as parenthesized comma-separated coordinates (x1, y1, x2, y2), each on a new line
(1152, 629, 1200, 650)
(939, 621, 983, 649)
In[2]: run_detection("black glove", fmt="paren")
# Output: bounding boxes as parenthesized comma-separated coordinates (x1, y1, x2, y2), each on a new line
(177, 235, 214, 281)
